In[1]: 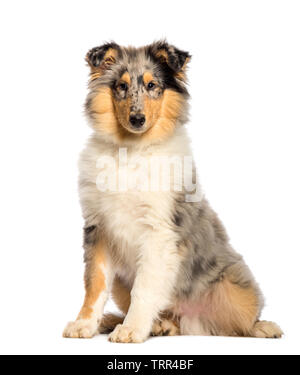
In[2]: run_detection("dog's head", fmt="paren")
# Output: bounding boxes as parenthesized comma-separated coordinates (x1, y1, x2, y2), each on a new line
(85, 41, 191, 144)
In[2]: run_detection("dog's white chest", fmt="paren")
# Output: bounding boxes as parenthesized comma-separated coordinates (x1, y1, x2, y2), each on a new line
(79, 130, 191, 273)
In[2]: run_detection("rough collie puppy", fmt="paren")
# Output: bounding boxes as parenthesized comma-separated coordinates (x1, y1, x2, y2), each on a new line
(63, 41, 282, 342)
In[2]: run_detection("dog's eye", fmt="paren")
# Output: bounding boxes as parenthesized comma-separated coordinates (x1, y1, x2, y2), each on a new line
(147, 82, 155, 89)
(119, 82, 128, 91)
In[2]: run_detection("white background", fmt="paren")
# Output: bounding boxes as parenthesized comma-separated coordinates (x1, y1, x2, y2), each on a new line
(0, 0, 299, 355)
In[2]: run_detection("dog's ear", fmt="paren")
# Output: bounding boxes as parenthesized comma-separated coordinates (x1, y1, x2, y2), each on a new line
(85, 42, 121, 80)
(148, 40, 191, 80)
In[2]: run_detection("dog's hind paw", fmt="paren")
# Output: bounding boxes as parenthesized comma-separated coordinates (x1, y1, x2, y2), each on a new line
(251, 320, 283, 338)
(151, 319, 180, 336)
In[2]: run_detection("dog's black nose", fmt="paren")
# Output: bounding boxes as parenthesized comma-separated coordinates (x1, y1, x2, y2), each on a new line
(129, 114, 145, 128)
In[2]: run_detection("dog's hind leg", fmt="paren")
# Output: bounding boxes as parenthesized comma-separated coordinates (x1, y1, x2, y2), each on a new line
(206, 274, 283, 338)
(179, 273, 283, 338)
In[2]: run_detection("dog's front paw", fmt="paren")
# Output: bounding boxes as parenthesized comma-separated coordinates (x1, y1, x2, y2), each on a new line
(63, 319, 97, 338)
(108, 324, 147, 343)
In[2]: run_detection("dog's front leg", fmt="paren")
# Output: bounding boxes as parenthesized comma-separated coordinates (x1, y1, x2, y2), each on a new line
(109, 238, 180, 343)
(63, 236, 114, 338)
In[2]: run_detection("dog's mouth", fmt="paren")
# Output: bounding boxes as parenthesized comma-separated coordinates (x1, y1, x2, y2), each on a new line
(120, 120, 149, 135)
(126, 124, 148, 134)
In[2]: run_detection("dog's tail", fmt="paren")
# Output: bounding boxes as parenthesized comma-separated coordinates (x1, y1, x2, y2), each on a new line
(99, 313, 125, 333)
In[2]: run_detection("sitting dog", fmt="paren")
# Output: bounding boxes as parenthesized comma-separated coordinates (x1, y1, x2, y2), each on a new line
(63, 41, 282, 342)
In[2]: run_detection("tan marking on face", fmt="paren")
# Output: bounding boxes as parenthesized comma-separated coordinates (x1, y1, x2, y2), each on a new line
(91, 87, 184, 142)
(90, 87, 127, 139)
(142, 89, 184, 142)
(112, 94, 132, 133)
(143, 94, 163, 129)
(91, 87, 141, 140)
(77, 240, 107, 320)
(143, 71, 154, 85)
(120, 71, 131, 86)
